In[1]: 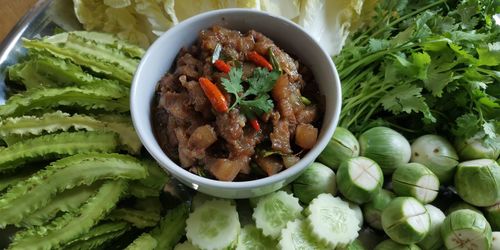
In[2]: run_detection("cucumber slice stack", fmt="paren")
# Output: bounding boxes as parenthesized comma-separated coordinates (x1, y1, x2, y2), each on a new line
(185, 200, 240, 250)
(305, 193, 361, 248)
(236, 225, 277, 250)
(252, 191, 303, 238)
(278, 219, 329, 250)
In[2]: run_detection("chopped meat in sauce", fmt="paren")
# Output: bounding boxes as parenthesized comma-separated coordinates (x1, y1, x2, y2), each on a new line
(152, 26, 323, 182)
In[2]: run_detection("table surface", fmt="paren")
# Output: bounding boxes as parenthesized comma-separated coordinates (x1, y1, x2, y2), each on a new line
(0, 0, 38, 42)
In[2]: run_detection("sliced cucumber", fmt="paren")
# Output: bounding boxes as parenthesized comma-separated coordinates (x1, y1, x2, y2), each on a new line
(362, 189, 395, 230)
(336, 156, 384, 204)
(381, 197, 430, 244)
(305, 194, 360, 248)
(236, 224, 277, 250)
(392, 163, 440, 204)
(349, 202, 364, 228)
(253, 191, 303, 238)
(186, 200, 240, 250)
(441, 209, 492, 250)
(278, 219, 328, 250)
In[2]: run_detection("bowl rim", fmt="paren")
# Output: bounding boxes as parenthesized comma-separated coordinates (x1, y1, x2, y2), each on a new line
(131, 8, 341, 190)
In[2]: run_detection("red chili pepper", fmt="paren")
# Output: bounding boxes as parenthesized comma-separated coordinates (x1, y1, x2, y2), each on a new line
(198, 77, 229, 113)
(247, 51, 273, 71)
(214, 59, 231, 73)
(249, 118, 261, 131)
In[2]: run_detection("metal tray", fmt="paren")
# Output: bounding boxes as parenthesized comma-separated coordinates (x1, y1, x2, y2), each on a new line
(0, 0, 82, 246)
(0, 0, 82, 105)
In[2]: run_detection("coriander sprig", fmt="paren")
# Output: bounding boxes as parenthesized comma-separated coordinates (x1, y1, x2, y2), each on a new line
(221, 66, 280, 116)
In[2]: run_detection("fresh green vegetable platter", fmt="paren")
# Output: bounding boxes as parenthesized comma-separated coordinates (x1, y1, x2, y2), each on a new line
(0, 0, 499, 249)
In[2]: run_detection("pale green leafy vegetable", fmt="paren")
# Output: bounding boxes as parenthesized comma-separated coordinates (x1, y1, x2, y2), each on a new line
(73, 0, 365, 53)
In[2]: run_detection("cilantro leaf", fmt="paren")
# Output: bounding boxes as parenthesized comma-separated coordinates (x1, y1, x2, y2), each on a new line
(221, 66, 278, 116)
(380, 84, 436, 122)
(240, 94, 274, 115)
(221, 67, 243, 96)
(246, 68, 280, 96)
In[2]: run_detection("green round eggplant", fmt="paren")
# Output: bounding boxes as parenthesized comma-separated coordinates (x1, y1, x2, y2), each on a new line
(337, 156, 384, 204)
(410, 134, 459, 183)
(446, 201, 483, 215)
(492, 232, 500, 250)
(417, 204, 445, 250)
(381, 197, 430, 244)
(374, 239, 421, 250)
(441, 209, 492, 250)
(317, 127, 359, 169)
(454, 159, 500, 207)
(292, 162, 336, 203)
(359, 127, 411, 174)
(362, 189, 395, 230)
(455, 133, 500, 161)
(485, 202, 500, 231)
(392, 163, 439, 204)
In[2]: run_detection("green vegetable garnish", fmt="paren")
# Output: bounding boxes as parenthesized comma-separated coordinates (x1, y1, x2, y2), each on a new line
(221, 66, 280, 116)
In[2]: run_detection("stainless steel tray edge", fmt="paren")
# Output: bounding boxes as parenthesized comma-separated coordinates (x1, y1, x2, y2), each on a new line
(0, 0, 81, 105)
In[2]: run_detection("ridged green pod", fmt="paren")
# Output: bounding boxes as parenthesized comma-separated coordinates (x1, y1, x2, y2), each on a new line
(391, 163, 440, 204)
(0, 153, 147, 227)
(7, 53, 123, 91)
(108, 207, 161, 228)
(0, 131, 119, 173)
(317, 127, 359, 169)
(0, 111, 142, 154)
(22, 183, 101, 227)
(441, 209, 492, 250)
(454, 159, 500, 207)
(150, 204, 190, 250)
(381, 197, 430, 244)
(23, 32, 140, 85)
(65, 221, 131, 250)
(128, 182, 161, 198)
(417, 205, 445, 250)
(0, 167, 38, 192)
(359, 127, 411, 174)
(136, 160, 170, 190)
(8, 180, 128, 250)
(0, 85, 129, 118)
(362, 189, 395, 230)
(411, 135, 459, 183)
(125, 233, 158, 250)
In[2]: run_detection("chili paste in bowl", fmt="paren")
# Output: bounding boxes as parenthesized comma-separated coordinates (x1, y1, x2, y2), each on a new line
(152, 26, 323, 182)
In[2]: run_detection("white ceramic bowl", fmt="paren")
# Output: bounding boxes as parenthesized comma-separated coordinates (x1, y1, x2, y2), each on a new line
(131, 9, 341, 199)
